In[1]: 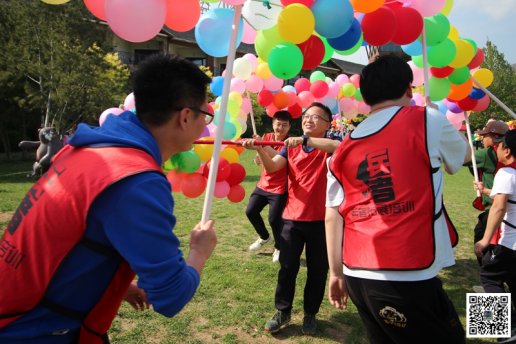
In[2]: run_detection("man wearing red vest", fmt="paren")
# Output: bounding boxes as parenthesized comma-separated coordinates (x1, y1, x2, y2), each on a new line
(0, 54, 217, 343)
(243, 102, 340, 335)
(326, 55, 470, 343)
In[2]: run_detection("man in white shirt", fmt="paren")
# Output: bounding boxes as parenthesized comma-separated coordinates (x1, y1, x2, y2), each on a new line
(325, 55, 470, 343)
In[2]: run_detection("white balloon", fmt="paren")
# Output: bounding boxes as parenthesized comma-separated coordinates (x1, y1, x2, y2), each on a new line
(242, 0, 283, 31)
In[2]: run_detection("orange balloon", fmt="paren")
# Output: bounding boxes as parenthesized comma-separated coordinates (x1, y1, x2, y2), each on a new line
(273, 91, 289, 109)
(447, 78, 473, 101)
(350, 0, 384, 13)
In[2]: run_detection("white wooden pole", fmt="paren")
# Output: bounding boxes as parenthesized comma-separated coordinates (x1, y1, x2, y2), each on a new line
(463, 112, 481, 197)
(471, 76, 516, 119)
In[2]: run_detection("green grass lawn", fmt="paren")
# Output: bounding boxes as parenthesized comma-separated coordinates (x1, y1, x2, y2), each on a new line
(0, 151, 495, 343)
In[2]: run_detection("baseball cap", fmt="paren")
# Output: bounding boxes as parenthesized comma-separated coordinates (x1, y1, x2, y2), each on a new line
(476, 120, 509, 136)
(502, 129, 516, 154)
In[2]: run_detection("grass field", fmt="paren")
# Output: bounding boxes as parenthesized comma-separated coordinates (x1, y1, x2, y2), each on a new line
(0, 150, 496, 343)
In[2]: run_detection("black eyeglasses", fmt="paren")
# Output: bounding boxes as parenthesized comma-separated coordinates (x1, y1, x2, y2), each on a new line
(174, 106, 214, 125)
(301, 113, 330, 122)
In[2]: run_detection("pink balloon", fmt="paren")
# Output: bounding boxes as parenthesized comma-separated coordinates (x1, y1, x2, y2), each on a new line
(123, 92, 135, 110)
(83, 0, 106, 21)
(241, 96, 252, 114)
(213, 180, 230, 198)
(286, 92, 298, 107)
(263, 75, 284, 91)
(242, 20, 257, 44)
(412, 93, 424, 106)
(243, 53, 258, 71)
(336, 74, 350, 86)
(409, 0, 445, 17)
(230, 78, 246, 94)
(298, 91, 315, 108)
(266, 104, 280, 117)
(106, 0, 166, 43)
(222, 0, 245, 4)
(327, 82, 341, 98)
(349, 74, 361, 88)
(407, 61, 424, 87)
(471, 95, 491, 112)
(99, 107, 124, 126)
(310, 80, 329, 99)
(294, 78, 311, 93)
(357, 101, 371, 115)
(245, 75, 264, 93)
(446, 110, 464, 130)
(339, 98, 354, 113)
(164, 0, 200, 32)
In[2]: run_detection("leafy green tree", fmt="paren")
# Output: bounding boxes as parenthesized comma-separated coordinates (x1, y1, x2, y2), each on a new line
(469, 40, 516, 129)
(0, 1, 130, 157)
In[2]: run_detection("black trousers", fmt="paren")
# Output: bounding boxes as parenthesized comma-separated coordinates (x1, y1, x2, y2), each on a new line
(274, 220, 328, 314)
(245, 187, 287, 250)
(346, 275, 465, 344)
(474, 210, 490, 265)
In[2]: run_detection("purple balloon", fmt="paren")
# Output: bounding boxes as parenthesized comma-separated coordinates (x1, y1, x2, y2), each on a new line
(447, 101, 463, 113)
(199, 126, 210, 139)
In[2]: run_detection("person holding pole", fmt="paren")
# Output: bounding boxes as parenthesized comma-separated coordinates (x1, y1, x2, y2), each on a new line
(0, 54, 217, 343)
(325, 55, 470, 343)
(246, 111, 292, 263)
(242, 102, 340, 335)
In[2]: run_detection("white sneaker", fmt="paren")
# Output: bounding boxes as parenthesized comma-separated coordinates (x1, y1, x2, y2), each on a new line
(249, 237, 270, 251)
(272, 249, 280, 263)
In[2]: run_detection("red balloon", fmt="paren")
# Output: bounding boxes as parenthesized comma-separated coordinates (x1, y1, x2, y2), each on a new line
(468, 48, 485, 69)
(182, 173, 206, 198)
(310, 80, 329, 98)
(258, 89, 273, 106)
(297, 35, 325, 70)
(227, 163, 246, 186)
(361, 6, 397, 46)
(203, 158, 231, 182)
(430, 66, 454, 78)
(457, 97, 478, 111)
(227, 184, 246, 203)
(84, 0, 106, 21)
(294, 78, 311, 93)
(166, 170, 186, 193)
(391, 7, 423, 45)
(288, 103, 303, 119)
(471, 95, 490, 112)
(266, 104, 280, 118)
(164, 0, 200, 32)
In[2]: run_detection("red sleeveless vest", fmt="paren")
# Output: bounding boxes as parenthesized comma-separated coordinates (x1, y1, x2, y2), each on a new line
(329, 106, 457, 270)
(0, 145, 163, 342)
(282, 145, 331, 221)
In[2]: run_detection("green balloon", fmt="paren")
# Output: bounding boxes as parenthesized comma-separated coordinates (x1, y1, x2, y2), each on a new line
(427, 38, 456, 68)
(310, 70, 326, 83)
(448, 66, 470, 85)
(268, 42, 303, 80)
(320, 36, 335, 63)
(178, 150, 200, 173)
(254, 26, 282, 62)
(463, 38, 477, 54)
(354, 88, 363, 101)
(424, 14, 450, 46)
(412, 55, 424, 68)
(336, 34, 364, 56)
(428, 76, 451, 101)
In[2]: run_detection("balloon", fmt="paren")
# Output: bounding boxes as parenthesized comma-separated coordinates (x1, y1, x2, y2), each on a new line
(106, 0, 166, 43)
(428, 76, 451, 101)
(297, 35, 325, 70)
(430, 66, 454, 78)
(471, 95, 490, 112)
(445, 100, 463, 113)
(256, 62, 272, 79)
(277, 4, 315, 44)
(320, 35, 335, 63)
(166, 170, 186, 193)
(327, 18, 361, 51)
(227, 163, 246, 186)
(41, 0, 70, 4)
(204, 158, 231, 182)
(295, 78, 311, 93)
(446, 111, 463, 130)
(214, 181, 231, 198)
(222, 0, 245, 4)
(449, 39, 475, 69)
(350, 0, 384, 13)
(408, 61, 424, 87)
(441, 0, 453, 16)
(288, 103, 303, 118)
(194, 138, 214, 162)
(220, 147, 240, 163)
(99, 107, 124, 126)
(242, 0, 282, 31)
(427, 38, 456, 68)
(391, 7, 423, 45)
(472, 68, 494, 88)
(410, 0, 445, 17)
(341, 83, 356, 97)
(335, 34, 363, 55)
(457, 97, 478, 112)
(282, 0, 315, 5)
(181, 173, 206, 198)
(210, 76, 224, 97)
(245, 75, 264, 93)
(195, 8, 244, 57)
(469, 87, 486, 100)
(230, 78, 246, 95)
(243, 53, 258, 71)
(233, 57, 253, 80)
(263, 75, 284, 91)
(468, 48, 485, 69)
(310, 80, 329, 99)
(401, 40, 422, 56)
(254, 26, 283, 61)
(176, 150, 201, 173)
(448, 67, 470, 85)
(298, 91, 315, 108)
(327, 82, 341, 98)
(258, 89, 273, 107)
(227, 184, 245, 203)
(165, 0, 200, 32)
(268, 43, 303, 80)
(123, 92, 135, 110)
(336, 74, 350, 86)
(350, 74, 360, 88)
(223, 121, 238, 140)
(83, 0, 106, 20)
(242, 19, 257, 44)
(447, 78, 473, 101)
(361, 6, 397, 46)
(423, 14, 450, 46)
(310, 70, 326, 83)
(311, 0, 354, 39)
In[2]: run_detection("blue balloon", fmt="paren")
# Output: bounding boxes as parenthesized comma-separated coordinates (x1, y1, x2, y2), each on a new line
(210, 76, 224, 97)
(470, 87, 486, 100)
(311, 0, 354, 39)
(223, 121, 236, 140)
(327, 18, 361, 51)
(402, 40, 422, 56)
(195, 8, 243, 58)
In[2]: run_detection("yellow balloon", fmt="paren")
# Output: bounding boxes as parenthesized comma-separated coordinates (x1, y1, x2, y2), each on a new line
(441, 0, 454, 16)
(447, 25, 459, 41)
(277, 4, 315, 44)
(256, 63, 272, 79)
(449, 39, 475, 68)
(193, 138, 214, 162)
(473, 68, 494, 88)
(220, 147, 240, 163)
(41, 0, 70, 4)
(228, 92, 243, 106)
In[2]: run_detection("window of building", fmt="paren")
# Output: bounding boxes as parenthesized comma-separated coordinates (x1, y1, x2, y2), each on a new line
(187, 57, 207, 66)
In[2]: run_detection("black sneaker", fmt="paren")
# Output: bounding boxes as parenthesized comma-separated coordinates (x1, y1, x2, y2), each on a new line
(302, 313, 317, 335)
(264, 310, 291, 333)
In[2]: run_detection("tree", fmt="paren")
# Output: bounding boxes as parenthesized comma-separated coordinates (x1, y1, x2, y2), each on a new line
(0, 1, 130, 157)
(469, 40, 516, 129)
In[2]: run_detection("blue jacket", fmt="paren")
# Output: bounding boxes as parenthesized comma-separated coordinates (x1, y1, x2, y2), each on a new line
(0, 112, 200, 343)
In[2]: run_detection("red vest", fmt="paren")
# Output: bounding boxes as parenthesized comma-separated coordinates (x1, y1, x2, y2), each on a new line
(0, 145, 162, 342)
(330, 106, 457, 270)
(256, 133, 287, 194)
(282, 145, 331, 221)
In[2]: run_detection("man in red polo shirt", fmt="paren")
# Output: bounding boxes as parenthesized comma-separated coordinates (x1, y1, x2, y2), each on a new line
(242, 102, 339, 335)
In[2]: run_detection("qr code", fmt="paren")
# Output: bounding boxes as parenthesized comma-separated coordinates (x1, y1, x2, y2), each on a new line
(467, 293, 511, 338)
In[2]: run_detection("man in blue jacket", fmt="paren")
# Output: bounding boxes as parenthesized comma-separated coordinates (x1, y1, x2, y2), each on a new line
(0, 54, 217, 343)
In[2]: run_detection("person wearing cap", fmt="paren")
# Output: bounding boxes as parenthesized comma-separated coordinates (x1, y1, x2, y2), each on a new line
(475, 129, 516, 342)
(470, 120, 509, 264)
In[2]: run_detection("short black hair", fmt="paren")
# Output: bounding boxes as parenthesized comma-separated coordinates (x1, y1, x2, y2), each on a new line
(273, 110, 292, 123)
(503, 129, 516, 158)
(304, 102, 332, 122)
(360, 55, 413, 106)
(133, 54, 211, 126)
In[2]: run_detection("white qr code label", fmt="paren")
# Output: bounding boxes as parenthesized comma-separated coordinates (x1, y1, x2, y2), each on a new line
(467, 293, 511, 338)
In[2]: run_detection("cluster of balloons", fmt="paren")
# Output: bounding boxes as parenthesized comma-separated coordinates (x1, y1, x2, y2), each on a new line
(98, 92, 135, 126)
(166, 137, 247, 203)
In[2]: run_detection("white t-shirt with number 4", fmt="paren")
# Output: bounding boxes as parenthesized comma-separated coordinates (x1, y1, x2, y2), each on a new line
(490, 166, 516, 250)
